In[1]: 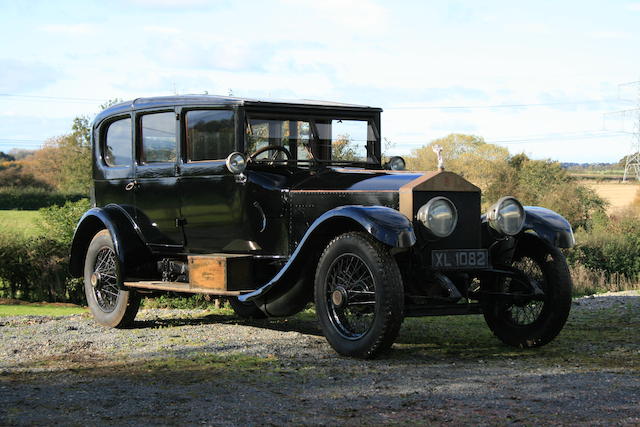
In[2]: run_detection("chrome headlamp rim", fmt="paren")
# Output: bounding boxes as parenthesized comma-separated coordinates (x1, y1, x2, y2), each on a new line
(416, 196, 458, 238)
(486, 196, 525, 236)
(385, 156, 406, 171)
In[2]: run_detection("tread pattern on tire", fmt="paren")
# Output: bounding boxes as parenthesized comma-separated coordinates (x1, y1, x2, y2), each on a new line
(84, 229, 140, 329)
(314, 231, 404, 359)
(482, 237, 573, 348)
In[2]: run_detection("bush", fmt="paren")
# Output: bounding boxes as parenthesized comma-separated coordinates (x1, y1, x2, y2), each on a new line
(38, 198, 91, 245)
(0, 199, 90, 303)
(569, 262, 639, 297)
(0, 186, 86, 210)
(0, 163, 51, 190)
(566, 211, 640, 294)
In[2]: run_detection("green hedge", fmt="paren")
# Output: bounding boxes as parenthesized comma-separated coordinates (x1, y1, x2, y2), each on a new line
(0, 199, 90, 303)
(566, 214, 640, 283)
(0, 187, 87, 210)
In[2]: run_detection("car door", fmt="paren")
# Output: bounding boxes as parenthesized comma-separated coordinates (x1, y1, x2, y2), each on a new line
(178, 108, 254, 253)
(93, 114, 135, 214)
(133, 109, 183, 252)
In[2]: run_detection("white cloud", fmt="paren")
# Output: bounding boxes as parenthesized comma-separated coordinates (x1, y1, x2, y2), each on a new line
(278, 0, 389, 33)
(626, 2, 640, 11)
(40, 24, 94, 35)
(590, 30, 630, 40)
(142, 26, 181, 35)
(130, 0, 210, 7)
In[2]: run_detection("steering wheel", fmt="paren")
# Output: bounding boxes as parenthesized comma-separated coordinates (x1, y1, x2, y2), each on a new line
(249, 145, 292, 163)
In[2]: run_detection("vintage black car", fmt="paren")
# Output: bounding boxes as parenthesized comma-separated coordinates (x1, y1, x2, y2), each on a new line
(70, 95, 574, 358)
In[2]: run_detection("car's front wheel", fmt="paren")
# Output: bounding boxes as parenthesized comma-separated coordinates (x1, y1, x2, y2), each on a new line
(84, 230, 140, 328)
(481, 236, 572, 348)
(314, 232, 404, 359)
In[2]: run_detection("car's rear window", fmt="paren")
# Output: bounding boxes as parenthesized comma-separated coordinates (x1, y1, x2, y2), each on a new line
(104, 117, 132, 167)
(185, 110, 235, 162)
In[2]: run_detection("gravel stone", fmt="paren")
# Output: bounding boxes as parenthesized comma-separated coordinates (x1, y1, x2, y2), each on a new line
(1, 293, 639, 426)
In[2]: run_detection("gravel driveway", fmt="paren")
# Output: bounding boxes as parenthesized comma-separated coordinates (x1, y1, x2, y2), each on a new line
(1, 292, 639, 426)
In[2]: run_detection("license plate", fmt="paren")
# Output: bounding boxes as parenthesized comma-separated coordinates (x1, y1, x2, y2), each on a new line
(431, 249, 489, 269)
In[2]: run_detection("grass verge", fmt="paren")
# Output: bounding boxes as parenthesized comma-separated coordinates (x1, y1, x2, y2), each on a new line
(0, 304, 86, 317)
(0, 210, 41, 238)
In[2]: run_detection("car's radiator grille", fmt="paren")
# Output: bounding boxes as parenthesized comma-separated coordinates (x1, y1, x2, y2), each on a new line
(412, 191, 482, 250)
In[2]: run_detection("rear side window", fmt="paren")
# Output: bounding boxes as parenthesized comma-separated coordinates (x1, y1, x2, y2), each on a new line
(104, 118, 132, 167)
(141, 112, 177, 164)
(185, 110, 235, 162)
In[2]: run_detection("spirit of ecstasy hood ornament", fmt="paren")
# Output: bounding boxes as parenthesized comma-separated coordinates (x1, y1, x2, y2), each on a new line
(432, 144, 444, 171)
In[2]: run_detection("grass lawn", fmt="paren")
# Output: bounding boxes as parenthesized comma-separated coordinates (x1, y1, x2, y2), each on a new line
(0, 210, 41, 238)
(0, 304, 86, 317)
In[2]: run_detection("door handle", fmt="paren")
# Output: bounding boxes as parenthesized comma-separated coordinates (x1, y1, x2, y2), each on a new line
(125, 180, 139, 191)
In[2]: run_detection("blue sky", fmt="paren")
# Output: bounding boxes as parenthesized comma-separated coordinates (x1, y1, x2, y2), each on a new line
(1, 0, 639, 162)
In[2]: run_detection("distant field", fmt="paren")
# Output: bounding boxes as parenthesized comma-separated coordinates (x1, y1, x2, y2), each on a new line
(0, 210, 41, 238)
(570, 173, 626, 181)
(568, 169, 627, 181)
(582, 181, 639, 212)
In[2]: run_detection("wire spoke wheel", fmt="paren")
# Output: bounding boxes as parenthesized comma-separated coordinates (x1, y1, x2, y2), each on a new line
(84, 230, 140, 328)
(503, 256, 546, 326)
(314, 232, 404, 358)
(325, 253, 377, 339)
(91, 247, 120, 312)
(481, 237, 573, 348)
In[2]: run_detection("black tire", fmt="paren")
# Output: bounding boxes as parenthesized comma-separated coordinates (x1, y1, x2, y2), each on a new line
(84, 230, 140, 328)
(482, 236, 572, 348)
(228, 297, 267, 319)
(314, 232, 404, 359)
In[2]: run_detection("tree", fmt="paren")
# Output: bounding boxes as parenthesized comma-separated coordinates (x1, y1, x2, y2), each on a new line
(0, 152, 15, 162)
(406, 134, 607, 229)
(23, 115, 92, 194)
(8, 148, 35, 160)
(332, 134, 359, 161)
(407, 133, 511, 193)
(0, 163, 51, 189)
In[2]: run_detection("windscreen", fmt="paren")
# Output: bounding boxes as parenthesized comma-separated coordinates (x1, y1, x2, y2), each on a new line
(245, 116, 378, 164)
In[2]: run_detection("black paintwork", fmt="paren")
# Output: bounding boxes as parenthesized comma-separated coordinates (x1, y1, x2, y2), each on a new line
(70, 94, 575, 318)
(239, 205, 416, 303)
(521, 206, 575, 248)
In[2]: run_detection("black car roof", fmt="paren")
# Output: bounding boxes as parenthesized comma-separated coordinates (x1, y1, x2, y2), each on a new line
(94, 94, 382, 124)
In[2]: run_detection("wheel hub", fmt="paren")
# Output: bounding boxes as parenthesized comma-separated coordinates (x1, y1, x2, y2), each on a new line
(331, 287, 348, 309)
(90, 272, 101, 288)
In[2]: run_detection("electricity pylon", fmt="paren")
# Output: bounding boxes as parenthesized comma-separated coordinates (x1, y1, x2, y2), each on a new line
(606, 80, 640, 182)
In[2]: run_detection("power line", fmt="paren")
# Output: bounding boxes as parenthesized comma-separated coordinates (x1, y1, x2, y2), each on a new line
(386, 99, 632, 110)
(388, 130, 627, 146)
(0, 93, 106, 104)
(488, 133, 627, 145)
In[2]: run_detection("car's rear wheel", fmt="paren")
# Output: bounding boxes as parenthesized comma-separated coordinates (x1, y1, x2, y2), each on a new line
(84, 230, 140, 328)
(481, 236, 572, 347)
(314, 232, 404, 359)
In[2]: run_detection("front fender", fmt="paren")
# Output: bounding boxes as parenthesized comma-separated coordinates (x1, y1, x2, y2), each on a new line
(328, 205, 416, 248)
(240, 205, 415, 305)
(69, 205, 152, 279)
(521, 206, 575, 248)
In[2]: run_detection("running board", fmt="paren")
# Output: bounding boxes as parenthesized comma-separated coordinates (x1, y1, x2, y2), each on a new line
(125, 254, 255, 296)
(123, 281, 251, 296)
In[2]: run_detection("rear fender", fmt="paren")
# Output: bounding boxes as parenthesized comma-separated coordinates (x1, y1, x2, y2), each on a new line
(240, 205, 415, 311)
(69, 205, 152, 280)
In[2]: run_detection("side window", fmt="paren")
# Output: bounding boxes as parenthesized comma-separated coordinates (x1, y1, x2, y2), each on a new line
(185, 110, 235, 161)
(140, 112, 177, 164)
(104, 118, 132, 167)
